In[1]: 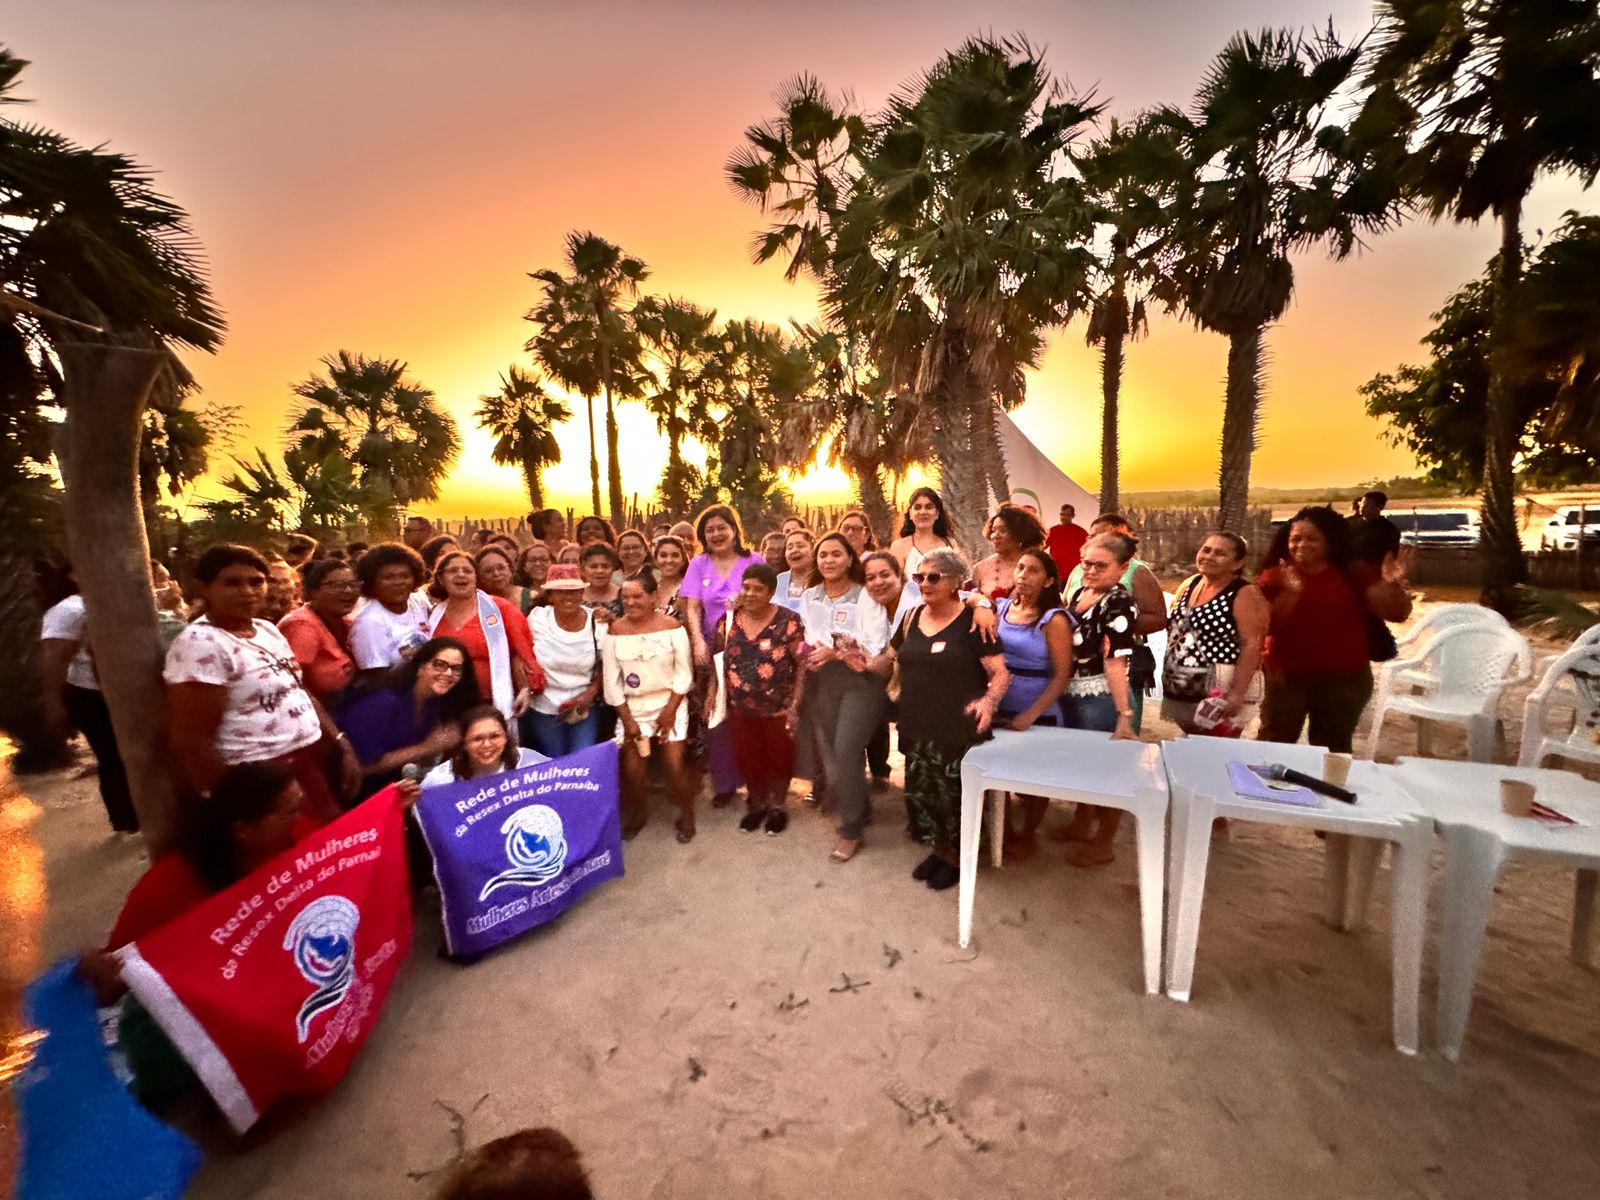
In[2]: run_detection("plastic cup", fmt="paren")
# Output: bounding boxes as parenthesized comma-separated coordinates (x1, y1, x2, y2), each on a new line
(1322, 753, 1353, 788)
(1499, 779, 1535, 817)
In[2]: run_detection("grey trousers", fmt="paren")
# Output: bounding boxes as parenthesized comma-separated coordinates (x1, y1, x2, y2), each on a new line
(808, 661, 889, 841)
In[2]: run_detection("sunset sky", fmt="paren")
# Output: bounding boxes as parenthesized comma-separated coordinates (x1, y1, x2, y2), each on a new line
(10, 0, 1591, 518)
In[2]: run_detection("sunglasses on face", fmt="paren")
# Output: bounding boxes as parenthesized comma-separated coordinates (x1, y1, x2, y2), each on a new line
(910, 572, 946, 585)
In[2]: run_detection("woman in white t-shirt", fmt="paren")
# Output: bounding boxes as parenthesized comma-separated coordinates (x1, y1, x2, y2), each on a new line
(422, 705, 548, 788)
(520, 564, 603, 758)
(165, 545, 360, 823)
(349, 542, 431, 680)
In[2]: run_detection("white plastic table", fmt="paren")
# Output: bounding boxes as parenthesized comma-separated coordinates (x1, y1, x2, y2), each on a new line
(1392, 758, 1600, 1061)
(1161, 737, 1432, 1054)
(957, 729, 1169, 995)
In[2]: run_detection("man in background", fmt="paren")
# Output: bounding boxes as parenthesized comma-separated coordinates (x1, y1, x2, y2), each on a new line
(1046, 502, 1087, 579)
(403, 515, 433, 551)
(1348, 490, 1401, 564)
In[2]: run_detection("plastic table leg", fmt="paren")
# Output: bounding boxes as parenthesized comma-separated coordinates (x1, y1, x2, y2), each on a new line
(1132, 800, 1165, 996)
(957, 767, 985, 949)
(1322, 834, 1353, 929)
(987, 788, 1007, 869)
(1163, 788, 1216, 1003)
(1573, 868, 1598, 968)
(1388, 824, 1429, 1055)
(1436, 825, 1507, 1061)
(1344, 839, 1384, 932)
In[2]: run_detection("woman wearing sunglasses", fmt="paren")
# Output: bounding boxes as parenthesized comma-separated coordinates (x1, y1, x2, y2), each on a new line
(884, 550, 1009, 891)
(1057, 533, 1142, 867)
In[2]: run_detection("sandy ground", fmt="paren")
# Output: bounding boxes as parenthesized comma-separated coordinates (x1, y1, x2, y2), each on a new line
(10, 595, 1600, 1199)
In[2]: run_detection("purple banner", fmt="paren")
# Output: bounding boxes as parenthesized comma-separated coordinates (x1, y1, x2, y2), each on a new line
(414, 741, 624, 958)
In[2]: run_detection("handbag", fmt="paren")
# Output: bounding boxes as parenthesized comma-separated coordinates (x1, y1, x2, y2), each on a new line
(707, 612, 731, 728)
(884, 605, 920, 704)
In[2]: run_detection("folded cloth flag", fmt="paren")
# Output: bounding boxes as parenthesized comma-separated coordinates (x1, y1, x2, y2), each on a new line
(118, 791, 413, 1134)
(1227, 760, 1323, 807)
(17, 960, 201, 1200)
(415, 740, 624, 958)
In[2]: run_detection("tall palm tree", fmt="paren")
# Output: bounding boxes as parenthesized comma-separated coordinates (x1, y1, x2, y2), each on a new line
(1148, 27, 1403, 532)
(773, 324, 927, 537)
(526, 232, 647, 522)
(700, 318, 800, 530)
(286, 351, 460, 537)
(2, 45, 224, 829)
(474, 365, 572, 511)
(1074, 118, 1173, 513)
(825, 36, 1104, 540)
(632, 295, 717, 516)
(1363, 0, 1600, 607)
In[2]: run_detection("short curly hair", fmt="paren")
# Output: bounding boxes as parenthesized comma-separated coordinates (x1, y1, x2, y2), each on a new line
(356, 542, 427, 597)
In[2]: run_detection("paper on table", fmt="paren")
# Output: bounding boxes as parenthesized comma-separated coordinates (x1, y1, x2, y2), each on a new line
(1227, 760, 1324, 807)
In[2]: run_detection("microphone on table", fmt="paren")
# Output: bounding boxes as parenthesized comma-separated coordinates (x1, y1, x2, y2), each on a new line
(1261, 762, 1357, 804)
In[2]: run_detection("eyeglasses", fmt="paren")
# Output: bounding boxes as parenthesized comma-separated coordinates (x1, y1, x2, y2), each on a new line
(427, 660, 466, 676)
(1081, 559, 1116, 571)
(910, 572, 946, 585)
(466, 732, 505, 745)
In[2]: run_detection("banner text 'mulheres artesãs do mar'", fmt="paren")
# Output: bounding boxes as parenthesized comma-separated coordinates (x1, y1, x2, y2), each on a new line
(414, 740, 624, 958)
(118, 791, 413, 1133)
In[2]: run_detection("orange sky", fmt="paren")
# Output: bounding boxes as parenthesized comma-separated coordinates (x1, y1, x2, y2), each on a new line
(11, 0, 1591, 518)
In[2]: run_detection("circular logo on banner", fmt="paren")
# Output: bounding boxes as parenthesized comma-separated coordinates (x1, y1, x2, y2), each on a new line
(283, 895, 360, 1043)
(479, 804, 569, 900)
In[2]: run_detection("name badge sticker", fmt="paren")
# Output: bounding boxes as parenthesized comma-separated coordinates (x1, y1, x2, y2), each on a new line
(759, 639, 772, 651)
(833, 606, 853, 627)
(931, 641, 947, 654)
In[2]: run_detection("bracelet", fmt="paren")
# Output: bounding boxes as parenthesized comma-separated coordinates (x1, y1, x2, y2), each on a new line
(1117, 709, 1134, 718)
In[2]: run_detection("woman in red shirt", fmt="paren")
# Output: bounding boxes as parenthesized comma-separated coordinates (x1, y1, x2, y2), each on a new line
(427, 550, 541, 723)
(278, 558, 359, 703)
(1255, 506, 1411, 752)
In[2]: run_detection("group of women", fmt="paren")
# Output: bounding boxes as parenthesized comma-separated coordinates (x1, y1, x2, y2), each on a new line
(108, 491, 1409, 909)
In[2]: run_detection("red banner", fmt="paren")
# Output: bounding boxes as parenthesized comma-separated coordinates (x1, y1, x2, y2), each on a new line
(118, 790, 413, 1133)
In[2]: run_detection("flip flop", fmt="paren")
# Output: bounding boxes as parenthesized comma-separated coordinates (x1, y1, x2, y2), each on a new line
(829, 837, 862, 863)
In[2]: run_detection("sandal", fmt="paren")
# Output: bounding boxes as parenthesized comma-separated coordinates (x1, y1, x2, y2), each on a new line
(829, 836, 862, 863)
(675, 820, 696, 844)
(1068, 843, 1115, 869)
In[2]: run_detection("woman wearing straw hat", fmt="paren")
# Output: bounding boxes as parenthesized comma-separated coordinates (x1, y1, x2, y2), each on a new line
(521, 564, 605, 758)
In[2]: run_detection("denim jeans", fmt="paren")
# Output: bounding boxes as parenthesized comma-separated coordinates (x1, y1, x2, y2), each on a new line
(1061, 690, 1118, 733)
(521, 707, 602, 759)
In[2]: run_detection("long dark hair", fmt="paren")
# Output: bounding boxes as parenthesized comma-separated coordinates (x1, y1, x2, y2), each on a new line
(391, 636, 481, 718)
(814, 531, 865, 585)
(898, 487, 955, 540)
(449, 704, 521, 780)
(1014, 547, 1066, 614)
(694, 503, 747, 555)
(185, 761, 297, 891)
(1260, 506, 1355, 574)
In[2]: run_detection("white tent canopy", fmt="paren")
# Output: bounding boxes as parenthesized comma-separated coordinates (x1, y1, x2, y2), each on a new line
(994, 410, 1099, 529)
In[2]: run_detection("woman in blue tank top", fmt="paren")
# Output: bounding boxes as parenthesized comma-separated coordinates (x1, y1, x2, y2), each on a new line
(994, 547, 1074, 859)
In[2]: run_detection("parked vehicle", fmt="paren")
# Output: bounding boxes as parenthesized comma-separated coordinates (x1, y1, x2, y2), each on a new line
(1538, 507, 1600, 552)
(1395, 509, 1480, 548)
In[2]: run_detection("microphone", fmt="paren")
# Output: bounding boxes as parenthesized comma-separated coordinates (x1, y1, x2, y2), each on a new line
(400, 763, 422, 784)
(1261, 762, 1357, 804)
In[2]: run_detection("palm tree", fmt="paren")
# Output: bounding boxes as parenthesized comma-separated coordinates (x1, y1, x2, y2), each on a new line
(632, 295, 717, 516)
(474, 365, 572, 511)
(286, 351, 460, 538)
(773, 324, 927, 537)
(3, 46, 224, 838)
(699, 318, 800, 530)
(1149, 26, 1404, 532)
(1363, 0, 1600, 606)
(824, 36, 1104, 540)
(1074, 118, 1172, 513)
(526, 232, 648, 522)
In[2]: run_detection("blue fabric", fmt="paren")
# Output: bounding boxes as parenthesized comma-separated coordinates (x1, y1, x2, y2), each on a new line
(336, 686, 446, 796)
(1062, 692, 1118, 732)
(995, 599, 1067, 719)
(520, 707, 601, 758)
(17, 959, 201, 1200)
(414, 741, 625, 958)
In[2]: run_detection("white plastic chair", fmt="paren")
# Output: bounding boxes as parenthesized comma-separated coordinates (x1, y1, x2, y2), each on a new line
(1518, 644, 1600, 769)
(1531, 622, 1600, 678)
(1370, 624, 1534, 762)
(1383, 604, 1510, 694)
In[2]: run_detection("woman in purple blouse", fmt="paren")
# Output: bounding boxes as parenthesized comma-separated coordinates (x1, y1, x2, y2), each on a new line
(681, 503, 761, 808)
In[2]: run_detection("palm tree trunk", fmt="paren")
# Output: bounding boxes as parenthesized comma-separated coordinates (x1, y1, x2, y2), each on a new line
(932, 345, 990, 559)
(975, 396, 1009, 513)
(1217, 327, 1263, 533)
(584, 394, 602, 516)
(57, 343, 182, 856)
(1480, 201, 1528, 612)
(0, 486, 69, 770)
(522, 456, 543, 510)
(603, 386, 623, 525)
(1099, 327, 1124, 513)
(855, 464, 894, 543)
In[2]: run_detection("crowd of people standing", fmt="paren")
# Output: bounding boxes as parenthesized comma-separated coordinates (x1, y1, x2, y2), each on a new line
(42, 491, 1415, 890)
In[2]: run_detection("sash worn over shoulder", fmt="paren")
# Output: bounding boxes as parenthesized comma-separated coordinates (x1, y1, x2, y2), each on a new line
(429, 590, 514, 717)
